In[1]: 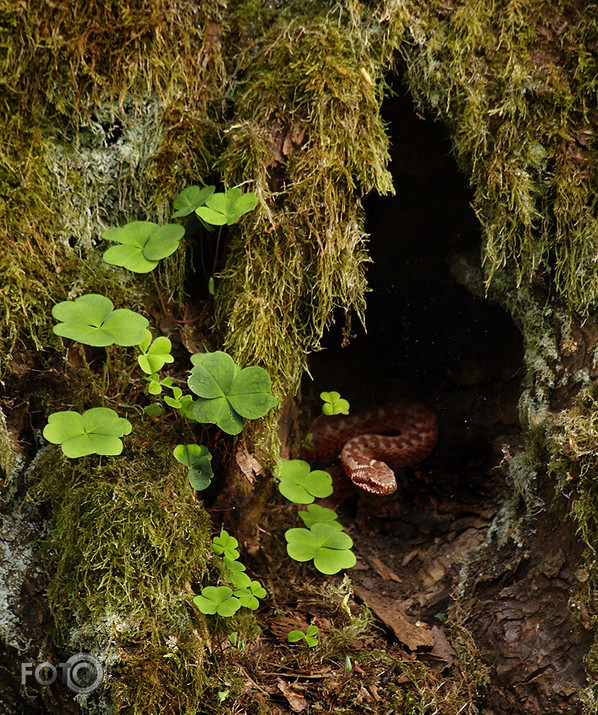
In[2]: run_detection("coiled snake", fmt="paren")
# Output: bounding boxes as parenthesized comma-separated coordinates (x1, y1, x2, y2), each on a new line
(307, 401, 438, 495)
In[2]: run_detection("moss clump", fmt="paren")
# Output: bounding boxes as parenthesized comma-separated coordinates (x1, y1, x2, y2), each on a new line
(33, 423, 213, 711)
(545, 385, 598, 544)
(543, 385, 598, 703)
(393, 1, 598, 313)
(0, 0, 227, 372)
(216, 6, 394, 399)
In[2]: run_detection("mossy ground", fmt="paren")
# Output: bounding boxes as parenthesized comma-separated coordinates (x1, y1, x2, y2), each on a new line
(28, 419, 213, 712)
(2, 0, 598, 711)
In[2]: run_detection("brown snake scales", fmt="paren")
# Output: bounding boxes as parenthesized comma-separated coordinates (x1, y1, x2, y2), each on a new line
(306, 401, 438, 495)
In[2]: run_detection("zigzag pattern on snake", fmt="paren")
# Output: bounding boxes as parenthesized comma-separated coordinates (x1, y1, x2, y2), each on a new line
(306, 401, 438, 496)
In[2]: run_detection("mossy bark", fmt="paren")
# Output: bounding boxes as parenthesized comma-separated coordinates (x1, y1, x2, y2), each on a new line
(1, 1, 598, 713)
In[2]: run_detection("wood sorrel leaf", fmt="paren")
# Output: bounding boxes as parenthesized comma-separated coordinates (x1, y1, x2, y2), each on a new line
(187, 352, 278, 435)
(43, 407, 132, 458)
(102, 221, 184, 273)
(52, 294, 148, 347)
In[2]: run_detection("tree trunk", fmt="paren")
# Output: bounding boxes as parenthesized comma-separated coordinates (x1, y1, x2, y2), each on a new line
(1, 1, 597, 713)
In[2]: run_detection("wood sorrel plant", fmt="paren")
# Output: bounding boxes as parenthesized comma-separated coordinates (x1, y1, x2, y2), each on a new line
(193, 530, 267, 618)
(44, 184, 274, 465)
(44, 184, 276, 640)
(278, 392, 356, 575)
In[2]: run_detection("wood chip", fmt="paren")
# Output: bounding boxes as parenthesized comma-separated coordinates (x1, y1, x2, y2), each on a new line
(401, 549, 419, 567)
(366, 554, 402, 583)
(235, 443, 266, 485)
(277, 679, 308, 712)
(353, 585, 434, 650)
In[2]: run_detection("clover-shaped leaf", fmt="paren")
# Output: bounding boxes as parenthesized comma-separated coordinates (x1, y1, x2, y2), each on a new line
(145, 373, 164, 395)
(177, 395, 196, 419)
(288, 624, 319, 647)
(52, 294, 149, 347)
(320, 391, 350, 416)
(173, 444, 213, 491)
(212, 530, 240, 561)
(188, 351, 278, 435)
(164, 393, 193, 411)
(144, 403, 164, 418)
(222, 557, 251, 588)
(193, 586, 241, 617)
(227, 570, 252, 589)
(137, 331, 174, 374)
(277, 459, 333, 504)
(234, 581, 266, 610)
(172, 185, 216, 218)
(195, 188, 258, 226)
(285, 523, 356, 575)
(298, 504, 344, 531)
(43, 408, 132, 458)
(102, 221, 185, 273)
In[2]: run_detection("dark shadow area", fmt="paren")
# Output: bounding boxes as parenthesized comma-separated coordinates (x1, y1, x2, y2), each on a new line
(301, 90, 528, 701)
(306, 89, 524, 478)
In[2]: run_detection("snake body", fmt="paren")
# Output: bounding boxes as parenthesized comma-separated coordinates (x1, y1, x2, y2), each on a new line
(308, 401, 438, 495)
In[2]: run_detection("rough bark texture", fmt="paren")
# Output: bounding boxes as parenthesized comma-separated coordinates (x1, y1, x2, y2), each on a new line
(471, 503, 591, 714)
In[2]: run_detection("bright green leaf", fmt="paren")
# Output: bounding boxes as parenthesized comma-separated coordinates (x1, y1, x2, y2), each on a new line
(193, 586, 241, 617)
(227, 366, 279, 419)
(212, 530, 239, 560)
(43, 408, 132, 458)
(320, 391, 350, 416)
(144, 403, 164, 418)
(177, 395, 195, 418)
(102, 221, 184, 273)
(145, 373, 163, 395)
(138, 329, 152, 352)
(285, 523, 355, 575)
(287, 630, 305, 643)
(228, 570, 251, 589)
(52, 294, 148, 347)
(195, 188, 258, 226)
(172, 185, 215, 218)
(298, 504, 344, 530)
(234, 580, 266, 610)
(187, 352, 278, 435)
(173, 444, 213, 491)
(277, 459, 333, 504)
(189, 352, 237, 397)
(287, 625, 318, 646)
(223, 557, 246, 573)
(138, 335, 174, 374)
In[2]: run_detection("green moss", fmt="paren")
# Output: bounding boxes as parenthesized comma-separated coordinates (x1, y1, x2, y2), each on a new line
(0, 0, 227, 371)
(0, 407, 18, 479)
(390, 1, 598, 312)
(545, 385, 598, 539)
(216, 7, 394, 400)
(32, 423, 213, 711)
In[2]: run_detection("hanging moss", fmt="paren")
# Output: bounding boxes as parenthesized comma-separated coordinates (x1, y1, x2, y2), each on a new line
(216, 5, 394, 398)
(390, 0, 598, 311)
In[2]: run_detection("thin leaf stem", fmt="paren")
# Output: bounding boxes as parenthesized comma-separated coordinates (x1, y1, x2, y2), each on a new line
(151, 270, 203, 324)
(212, 226, 224, 283)
(102, 347, 111, 404)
